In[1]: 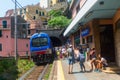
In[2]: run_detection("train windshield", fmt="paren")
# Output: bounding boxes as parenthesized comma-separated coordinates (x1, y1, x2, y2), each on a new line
(32, 37, 48, 47)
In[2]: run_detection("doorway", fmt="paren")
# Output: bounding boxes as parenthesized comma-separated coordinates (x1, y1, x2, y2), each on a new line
(100, 25, 115, 62)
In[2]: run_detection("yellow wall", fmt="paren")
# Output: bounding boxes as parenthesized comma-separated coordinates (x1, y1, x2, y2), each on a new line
(99, 19, 113, 25)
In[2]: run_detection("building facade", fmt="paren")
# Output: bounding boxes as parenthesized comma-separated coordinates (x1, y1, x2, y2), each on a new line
(40, 0, 51, 8)
(0, 16, 30, 57)
(64, 0, 120, 67)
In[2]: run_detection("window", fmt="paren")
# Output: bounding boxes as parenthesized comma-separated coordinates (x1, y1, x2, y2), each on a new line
(33, 16, 36, 20)
(32, 37, 48, 47)
(39, 11, 41, 16)
(22, 24, 26, 29)
(2, 20, 7, 28)
(87, 35, 93, 43)
(0, 44, 2, 51)
(0, 30, 2, 37)
(42, 12, 44, 16)
(28, 30, 30, 35)
(36, 10, 38, 14)
(76, 4, 80, 13)
(26, 44, 28, 47)
(20, 9, 22, 15)
(82, 38, 85, 44)
(24, 8, 26, 13)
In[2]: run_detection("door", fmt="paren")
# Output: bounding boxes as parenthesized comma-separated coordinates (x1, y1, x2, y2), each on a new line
(100, 25, 115, 62)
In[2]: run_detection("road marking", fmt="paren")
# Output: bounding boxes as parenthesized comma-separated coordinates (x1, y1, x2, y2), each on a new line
(57, 60, 65, 80)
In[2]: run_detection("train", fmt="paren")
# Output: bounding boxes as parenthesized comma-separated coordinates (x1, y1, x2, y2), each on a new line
(30, 32, 54, 64)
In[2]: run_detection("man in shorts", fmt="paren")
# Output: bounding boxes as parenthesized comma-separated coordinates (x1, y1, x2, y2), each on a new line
(67, 45, 75, 74)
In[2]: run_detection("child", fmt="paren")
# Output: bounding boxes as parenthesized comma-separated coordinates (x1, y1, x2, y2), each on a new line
(79, 49, 86, 72)
(101, 57, 108, 69)
(96, 57, 108, 72)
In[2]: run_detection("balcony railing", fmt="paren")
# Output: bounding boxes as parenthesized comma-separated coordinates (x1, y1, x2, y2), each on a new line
(0, 26, 11, 30)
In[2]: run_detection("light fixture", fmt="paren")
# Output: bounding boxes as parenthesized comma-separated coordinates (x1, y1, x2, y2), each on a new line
(84, 11, 93, 18)
(99, 1, 104, 5)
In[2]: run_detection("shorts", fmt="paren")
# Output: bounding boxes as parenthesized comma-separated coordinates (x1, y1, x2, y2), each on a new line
(92, 57, 96, 61)
(68, 58, 74, 65)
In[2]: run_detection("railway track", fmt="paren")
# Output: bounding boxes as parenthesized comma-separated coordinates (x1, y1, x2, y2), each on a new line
(19, 64, 49, 80)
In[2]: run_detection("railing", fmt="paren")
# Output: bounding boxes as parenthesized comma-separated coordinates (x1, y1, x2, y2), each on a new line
(0, 25, 11, 30)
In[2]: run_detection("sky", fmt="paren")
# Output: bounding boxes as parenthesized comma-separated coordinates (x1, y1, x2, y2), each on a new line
(0, 0, 40, 17)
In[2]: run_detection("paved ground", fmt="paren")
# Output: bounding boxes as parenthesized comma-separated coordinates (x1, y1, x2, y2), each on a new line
(63, 59, 120, 80)
(49, 59, 120, 80)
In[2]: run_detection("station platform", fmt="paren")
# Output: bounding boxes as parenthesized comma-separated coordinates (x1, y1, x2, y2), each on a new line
(49, 59, 120, 80)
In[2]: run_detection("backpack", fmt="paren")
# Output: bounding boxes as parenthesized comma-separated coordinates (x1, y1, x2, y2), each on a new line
(79, 53, 85, 62)
(67, 48, 74, 59)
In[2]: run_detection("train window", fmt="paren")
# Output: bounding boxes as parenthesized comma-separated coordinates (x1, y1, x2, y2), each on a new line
(32, 37, 48, 47)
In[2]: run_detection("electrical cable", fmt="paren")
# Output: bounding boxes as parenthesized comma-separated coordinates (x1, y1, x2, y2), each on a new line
(11, 0, 34, 20)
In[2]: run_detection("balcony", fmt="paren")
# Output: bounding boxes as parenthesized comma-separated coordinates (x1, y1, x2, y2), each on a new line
(0, 26, 11, 30)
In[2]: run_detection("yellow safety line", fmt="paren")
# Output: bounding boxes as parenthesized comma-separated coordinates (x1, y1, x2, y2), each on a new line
(57, 60, 65, 80)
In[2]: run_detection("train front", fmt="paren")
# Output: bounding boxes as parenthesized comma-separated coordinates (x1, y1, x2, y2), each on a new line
(30, 33, 53, 64)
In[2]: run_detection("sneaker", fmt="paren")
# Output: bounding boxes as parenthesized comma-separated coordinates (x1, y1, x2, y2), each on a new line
(68, 72, 70, 74)
(94, 69, 98, 72)
(89, 69, 93, 72)
(84, 70, 86, 72)
(80, 70, 84, 73)
(70, 72, 73, 74)
(96, 69, 102, 72)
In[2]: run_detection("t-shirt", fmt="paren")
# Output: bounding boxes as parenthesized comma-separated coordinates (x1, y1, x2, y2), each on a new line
(62, 48, 66, 54)
(67, 48, 73, 59)
(101, 57, 108, 66)
(79, 53, 85, 61)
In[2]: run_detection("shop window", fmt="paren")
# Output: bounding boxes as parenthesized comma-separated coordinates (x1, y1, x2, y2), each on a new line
(82, 38, 85, 44)
(87, 35, 93, 43)
(0, 44, 2, 51)
(2, 20, 7, 28)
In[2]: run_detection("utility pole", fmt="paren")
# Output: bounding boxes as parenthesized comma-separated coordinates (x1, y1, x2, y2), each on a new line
(14, 0, 18, 60)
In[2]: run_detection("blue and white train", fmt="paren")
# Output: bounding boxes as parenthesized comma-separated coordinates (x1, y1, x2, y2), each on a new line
(30, 32, 54, 64)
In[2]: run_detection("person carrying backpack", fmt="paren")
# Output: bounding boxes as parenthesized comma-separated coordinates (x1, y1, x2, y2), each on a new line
(67, 44, 75, 74)
(79, 49, 86, 72)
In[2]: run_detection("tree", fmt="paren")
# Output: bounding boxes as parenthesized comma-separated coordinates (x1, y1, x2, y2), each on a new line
(48, 10, 71, 29)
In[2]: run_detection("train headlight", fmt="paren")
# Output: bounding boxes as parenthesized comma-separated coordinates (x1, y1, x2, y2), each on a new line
(46, 48, 52, 54)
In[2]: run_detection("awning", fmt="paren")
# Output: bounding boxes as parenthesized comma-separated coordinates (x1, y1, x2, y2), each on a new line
(63, 0, 120, 37)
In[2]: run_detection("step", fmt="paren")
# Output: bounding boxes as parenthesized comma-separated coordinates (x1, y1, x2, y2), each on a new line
(102, 69, 120, 74)
(102, 66, 120, 74)
(106, 66, 120, 71)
